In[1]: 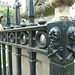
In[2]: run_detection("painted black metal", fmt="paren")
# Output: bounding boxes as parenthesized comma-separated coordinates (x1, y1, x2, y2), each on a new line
(19, 32, 28, 45)
(0, 25, 47, 32)
(10, 22, 14, 29)
(7, 6, 11, 28)
(4, 7, 11, 29)
(28, 0, 37, 74)
(21, 19, 26, 27)
(29, 0, 35, 23)
(50, 61, 74, 75)
(0, 0, 75, 75)
(4, 7, 11, 30)
(36, 31, 48, 49)
(0, 44, 2, 75)
(28, 30, 37, 75)
(14, 31, 22, 75)
(2, 44, 6, 75)
(0, 41, 48, 55)
(9, 33, 15, 43)
(38, 14, 46, 25)
(8, 46, 13, 75)
(16, 48, 22, 75)
(14, 0, 21, 28)
(47, 20, 75, 75)
(28, 52, 37, 75)
(2, 33, 7, 42)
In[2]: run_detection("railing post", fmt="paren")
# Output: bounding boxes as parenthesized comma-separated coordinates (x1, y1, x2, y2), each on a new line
(0, 44, 2, 75)
(8, 45, 13, 75)
(48, 25, 75, 74)
(2, 44, 6, 75)
(48, 0, 75, 75)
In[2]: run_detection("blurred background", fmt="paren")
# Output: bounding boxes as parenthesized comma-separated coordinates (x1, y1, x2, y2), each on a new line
(0, 0, 75, 27)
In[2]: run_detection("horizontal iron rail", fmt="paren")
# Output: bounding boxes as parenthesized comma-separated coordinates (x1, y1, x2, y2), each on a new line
(0, 41, 48, 55)
(0, 25, 47, 32)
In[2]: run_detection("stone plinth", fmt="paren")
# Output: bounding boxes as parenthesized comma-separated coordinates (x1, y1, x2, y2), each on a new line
(12, 46, 50, 75)
(49, 0, 74, 21)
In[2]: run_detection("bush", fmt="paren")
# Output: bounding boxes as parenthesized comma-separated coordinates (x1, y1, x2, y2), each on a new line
(0, 7, 14, 27)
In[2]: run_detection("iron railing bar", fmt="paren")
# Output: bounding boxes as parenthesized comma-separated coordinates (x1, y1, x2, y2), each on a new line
(0, 44, 2, 75)
(0, 41, 48, 55)
(8, 46, 13, 75)
(0, 25, 47, 32)
(2, 44, 6, 75)
(16, 48, 22, 75)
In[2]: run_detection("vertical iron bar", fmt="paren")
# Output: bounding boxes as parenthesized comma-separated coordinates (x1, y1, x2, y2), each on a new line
(29, 0, 35, 23)
(28, 31, 37, 75)
(15, 5, 20, 25)
(29, 52, 36, 75)
(16, 48, 22, 75)
(28, 0, 36, 75)
(14, 0, 21, 28)
(6, 6, 11, 29)
(7, 7, 10, 26)
(15, 0, 18, 25)
(8, 46, 12, 75)
(2, 44, 6, 75)
(0, 44, 2, 75)
(4, 6, 11, 29)
(15, 32, 22, 75)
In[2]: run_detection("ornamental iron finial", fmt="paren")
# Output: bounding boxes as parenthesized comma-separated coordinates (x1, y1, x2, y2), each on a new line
(38, 14, 46, 25)
(14, 0, 22, 28)
(28, 0, 35, 23)
(7, 6, 10, 26)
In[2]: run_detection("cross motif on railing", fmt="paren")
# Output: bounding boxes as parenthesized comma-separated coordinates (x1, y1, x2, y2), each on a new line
(13, 0, 21, 28)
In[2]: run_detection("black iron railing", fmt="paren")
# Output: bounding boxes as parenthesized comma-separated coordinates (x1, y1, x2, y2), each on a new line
(0, 0, 75, 75)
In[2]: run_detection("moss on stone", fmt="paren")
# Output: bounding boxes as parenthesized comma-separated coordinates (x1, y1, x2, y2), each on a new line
(21, 3, 54, 20)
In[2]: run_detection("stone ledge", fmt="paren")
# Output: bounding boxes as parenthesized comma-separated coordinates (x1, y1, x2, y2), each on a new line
(21, 3, 54, 20)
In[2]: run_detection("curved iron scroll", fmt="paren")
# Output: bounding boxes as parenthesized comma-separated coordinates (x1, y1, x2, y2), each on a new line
(36, 31, 48, 49)
(19, 32, 28, 45)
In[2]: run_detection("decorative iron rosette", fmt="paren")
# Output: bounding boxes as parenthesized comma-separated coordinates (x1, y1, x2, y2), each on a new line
(19, 32, 28, 45)
(2, 33, 7, 42)
(36, 31, 48, 49)
(9, 33, 15, 43)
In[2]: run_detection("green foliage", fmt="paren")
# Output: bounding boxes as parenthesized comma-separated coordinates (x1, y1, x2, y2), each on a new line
(1, 53, 8, 64)
(0, 7, 14, 27)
